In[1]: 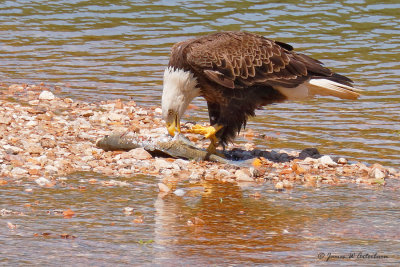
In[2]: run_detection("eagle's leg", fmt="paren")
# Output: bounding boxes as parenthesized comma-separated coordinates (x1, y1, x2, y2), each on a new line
(206, 131, 219, 154)
(187, 124, 224, 155)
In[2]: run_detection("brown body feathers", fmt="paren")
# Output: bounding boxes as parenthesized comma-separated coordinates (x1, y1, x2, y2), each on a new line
(167, 31, 360, 145)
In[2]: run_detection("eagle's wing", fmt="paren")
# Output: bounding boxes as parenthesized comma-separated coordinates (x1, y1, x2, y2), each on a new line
(184, 31, 353, 90)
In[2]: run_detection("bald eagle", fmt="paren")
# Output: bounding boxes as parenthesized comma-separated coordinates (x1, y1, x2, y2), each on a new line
(162, 31, 361, 153)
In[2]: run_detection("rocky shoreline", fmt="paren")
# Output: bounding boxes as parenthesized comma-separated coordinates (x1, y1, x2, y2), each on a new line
(1, 83, 399, 190)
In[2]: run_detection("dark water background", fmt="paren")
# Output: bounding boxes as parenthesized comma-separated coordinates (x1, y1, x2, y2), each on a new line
(1, 1, 400, 265)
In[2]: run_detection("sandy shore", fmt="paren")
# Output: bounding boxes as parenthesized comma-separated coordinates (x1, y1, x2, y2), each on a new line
(1, 83, 399, 190)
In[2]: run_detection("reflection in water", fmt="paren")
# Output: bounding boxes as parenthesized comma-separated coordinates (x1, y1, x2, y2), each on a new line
(154, 181, 400, 265)
(154, 181, 319, 265)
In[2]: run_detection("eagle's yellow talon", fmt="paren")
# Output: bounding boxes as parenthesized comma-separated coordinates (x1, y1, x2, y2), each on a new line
(187, 124, 224, 157)
(188, 124, 223, 139)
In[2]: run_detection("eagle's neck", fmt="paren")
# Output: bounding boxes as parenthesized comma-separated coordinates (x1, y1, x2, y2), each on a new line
(163, 67, 200, 98)
(162, 67, 200, 119)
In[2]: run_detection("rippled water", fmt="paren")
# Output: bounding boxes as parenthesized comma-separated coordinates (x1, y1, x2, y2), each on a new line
(1, 0, 399, 166)
(1, 1, 400, 265)
(1, 173, 400, 266)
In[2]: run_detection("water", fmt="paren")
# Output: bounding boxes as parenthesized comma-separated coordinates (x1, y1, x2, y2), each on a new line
(1, 173, 400, 266)
(1, 1, 400, 265)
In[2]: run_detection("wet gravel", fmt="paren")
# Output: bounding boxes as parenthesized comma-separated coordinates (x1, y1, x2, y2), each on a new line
(1, 83, 399, 192)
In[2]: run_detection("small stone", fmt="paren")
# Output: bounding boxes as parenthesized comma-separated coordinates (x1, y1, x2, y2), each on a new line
(275, 181, 284, 190)
(187, 217, 205, 226)
(35, 177, 51, 187)
(11, 167, 28, 177)
(27, 108, 46, 114)
(9, 84, 24, 91)
(0, 116, 12, 125)
(3, 145, 22, 155)
(26, 120, 38, 127)
(319, 155, 337, 166)
(114, 99, 124, 109)
(337, 157, 347, 164)
(40, 138, 57, 148)
(370, 168, 385, 180)
(158, 183, 170, 193)
(81, 110, 94, 117)
(282, 180, 293, 189)
(28, 167, 40, 176)
(174, 159, 189, 169)
(28, 100, 40, 105)
(235, 169, 253, 182)
(36, 113, 52, 121)
(38, 91, 55, 100)
(123, 207, 134, 215)
(73, 118, 91, 129)
(129, 148, 152, 160)
(216, 169, 230, 178)
(136, 109, 148, 115)
(154, 108, 162, 114)
(189, 171, 203, 181)
(108, 112, 124, 121)
(154, 158, 171, 170)
(45, 165, 58, 174)
(26, 144, 44, 155)
(173, 189, 185, 196)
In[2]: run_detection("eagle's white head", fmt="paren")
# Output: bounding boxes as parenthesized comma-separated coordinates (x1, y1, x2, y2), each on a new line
(162, 67, 200, 136)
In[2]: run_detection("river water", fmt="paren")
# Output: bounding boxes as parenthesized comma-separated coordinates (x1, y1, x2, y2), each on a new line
(1, 0, 400, 265)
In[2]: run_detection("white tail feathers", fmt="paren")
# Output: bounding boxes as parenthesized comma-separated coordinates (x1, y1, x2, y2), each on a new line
(307, 79, 362, 100)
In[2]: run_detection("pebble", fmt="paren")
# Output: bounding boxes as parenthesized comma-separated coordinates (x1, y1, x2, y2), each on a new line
(235, 169, 253, 182)
(45, 165, 58, 174)
(282, 180, 293, 189)
(40, 138, 57, 148)
(217, 169, 230, 178)
(35, 177, 51, 187)
(173, 189, 185, 196)
(0, 116, 12, 125)
(174, 159, 189, 169)
(3, 145, 23, 154)
(370, 168, 385, 180)
(11, 167, 28, 177)
(158, 183, 170, 193)
(125, 148, 153, 160)
(26, 120, 38, 127)
(154, 158, 171, 170)
(123, 207, 134, 215)
(108, 112, 124, 121)
(337, 157, 347, 164)
(319, 155, 337, 166)
(26, 144, 44, 155)
(275, 182, 284, 190)
(38, 91, 55, 100)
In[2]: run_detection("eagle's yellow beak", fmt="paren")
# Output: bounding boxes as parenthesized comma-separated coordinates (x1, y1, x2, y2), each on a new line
(166, 114, 180, 137)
